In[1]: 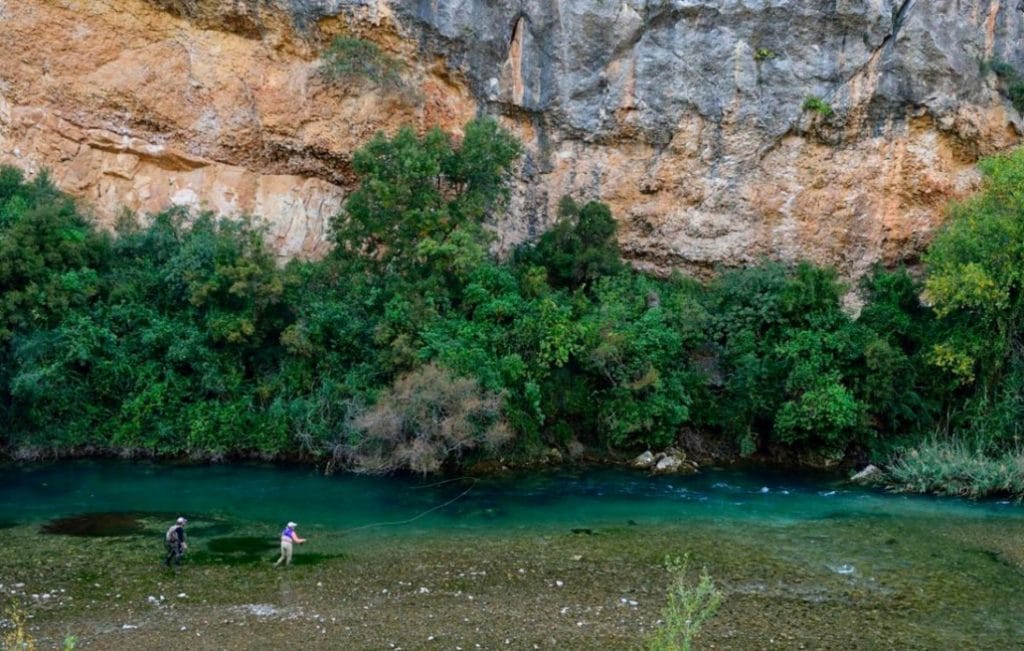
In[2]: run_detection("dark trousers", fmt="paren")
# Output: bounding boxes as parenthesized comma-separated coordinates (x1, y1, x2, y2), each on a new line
(165, 542, 184, 566)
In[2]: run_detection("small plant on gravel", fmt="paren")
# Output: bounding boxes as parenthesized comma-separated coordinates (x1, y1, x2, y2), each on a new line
(646, 554, 723, 651)
(802, 95, 834, 118)
(3, 601, 36, 651)
(753, 48, 776, 62)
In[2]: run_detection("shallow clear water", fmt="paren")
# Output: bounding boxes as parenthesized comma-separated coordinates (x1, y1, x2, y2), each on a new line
(1, 460, 1020, 534)
(5, 461, 1024, 648)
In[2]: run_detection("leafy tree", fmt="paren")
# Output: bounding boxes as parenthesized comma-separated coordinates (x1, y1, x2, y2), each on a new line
(516, 196, 624, 291)
(332, 117, 521, 280)
(924, 148, 1024, 448)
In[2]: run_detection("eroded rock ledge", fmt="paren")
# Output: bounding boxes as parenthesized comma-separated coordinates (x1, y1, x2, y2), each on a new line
(0, 0, 1020, 274)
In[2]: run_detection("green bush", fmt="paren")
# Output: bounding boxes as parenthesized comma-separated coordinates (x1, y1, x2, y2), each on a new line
(321, 36, 403, 88)
(647, 554, 723, 651)
(802, 96, 834, 118)
(341, 363, 511, 474)
(924, 148, 1024, 449)
(885, 437, 1024, 499)
(981, 59, 1024, 113)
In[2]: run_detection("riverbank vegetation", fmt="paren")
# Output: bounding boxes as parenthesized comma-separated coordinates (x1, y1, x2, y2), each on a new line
(1, 119, 1023, 495)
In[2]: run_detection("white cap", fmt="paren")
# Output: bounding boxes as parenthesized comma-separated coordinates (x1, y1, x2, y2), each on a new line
(176, 517, 187, 525)
(287, 521, 297, 528)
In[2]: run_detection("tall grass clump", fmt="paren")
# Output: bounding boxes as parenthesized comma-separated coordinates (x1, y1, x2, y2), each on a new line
(885, 437, 1024, 499)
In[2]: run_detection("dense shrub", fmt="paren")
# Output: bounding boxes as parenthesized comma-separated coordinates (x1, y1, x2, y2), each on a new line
(924, 148, 1024, 450)
(802, 96, 833, 118)
(341, 364, 511, 474)
(4, 119, 1024, 484)
(321, 36, 403, 88)
(885, 438, 1024, 499)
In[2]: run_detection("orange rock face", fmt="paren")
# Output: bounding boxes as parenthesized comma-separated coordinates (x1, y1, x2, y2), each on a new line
(0, 0, 476, 260)
(0, 0, 1021, 277)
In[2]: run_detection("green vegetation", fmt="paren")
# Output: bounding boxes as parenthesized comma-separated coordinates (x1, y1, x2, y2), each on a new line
(646, 555, 723, 651)
(802, 95, 834, 118)
(753, 48, 776, 62)
(3, 115, 1024, 494)
(886, 437, 1024, 498)
(321, 36, 404, 88)
(982, 58, 1024, 114)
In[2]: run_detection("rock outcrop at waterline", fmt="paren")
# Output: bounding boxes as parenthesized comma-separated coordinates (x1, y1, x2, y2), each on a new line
(0, 0, 1021, 274)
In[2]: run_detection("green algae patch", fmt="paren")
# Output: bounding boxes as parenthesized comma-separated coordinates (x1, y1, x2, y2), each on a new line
(6, 517, 1024, 650)
(41, 512, 149, 537)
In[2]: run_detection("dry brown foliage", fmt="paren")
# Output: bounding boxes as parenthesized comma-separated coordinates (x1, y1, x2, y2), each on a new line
(344, 364, 511, 474)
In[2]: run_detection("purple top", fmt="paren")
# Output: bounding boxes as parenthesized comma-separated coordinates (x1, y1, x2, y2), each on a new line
(281, 527, 294, 539)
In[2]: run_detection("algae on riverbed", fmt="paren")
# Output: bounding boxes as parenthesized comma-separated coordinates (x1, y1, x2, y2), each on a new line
(5, 463, 1024, 649)
(4, 514, 1024, 649)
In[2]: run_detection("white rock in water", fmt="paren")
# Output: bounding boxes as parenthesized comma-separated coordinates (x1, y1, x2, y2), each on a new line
(632, 450, 656, 469)
(654, 455, 682, 473)
(851, 464, 881, 483)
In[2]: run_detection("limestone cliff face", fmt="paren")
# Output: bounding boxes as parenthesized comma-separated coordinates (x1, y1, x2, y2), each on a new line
(1, 0, 1021, 275)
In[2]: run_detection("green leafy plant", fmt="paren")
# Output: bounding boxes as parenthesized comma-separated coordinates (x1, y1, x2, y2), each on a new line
(647, 554, 723, 651)
(3, 601, 36, 651)
(753, 48, 776, 62)
(321, 36, 404, 88)
(802, 95, 834, 118)
(886, 437, 1024, 499)
(981, 58, 1024, 113)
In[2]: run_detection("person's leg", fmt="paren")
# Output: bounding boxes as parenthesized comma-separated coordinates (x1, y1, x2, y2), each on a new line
(284, 540, 293, 565)
(165, 543, 174, 566)
(274, 540, 287, 566)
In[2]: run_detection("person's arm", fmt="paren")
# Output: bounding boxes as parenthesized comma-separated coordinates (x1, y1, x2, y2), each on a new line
(291, 532, 306, 544)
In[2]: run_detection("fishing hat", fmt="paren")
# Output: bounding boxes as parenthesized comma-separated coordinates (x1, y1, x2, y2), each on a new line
(287, 521, 297, 528)
(176, 517, 187, 525)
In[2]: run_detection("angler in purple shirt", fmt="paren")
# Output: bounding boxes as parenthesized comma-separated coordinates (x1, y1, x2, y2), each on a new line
(274, 521, 307, 567)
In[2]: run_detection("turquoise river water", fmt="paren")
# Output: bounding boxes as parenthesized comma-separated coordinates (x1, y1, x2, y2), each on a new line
(2, 461, 1024, 649)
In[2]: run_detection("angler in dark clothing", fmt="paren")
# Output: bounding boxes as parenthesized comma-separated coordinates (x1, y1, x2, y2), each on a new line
(164, 517, 188, 567)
